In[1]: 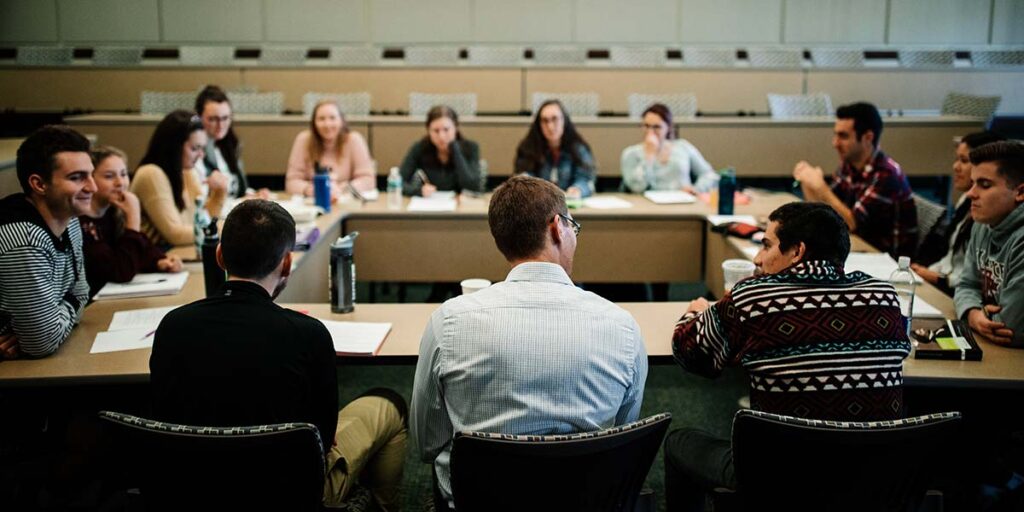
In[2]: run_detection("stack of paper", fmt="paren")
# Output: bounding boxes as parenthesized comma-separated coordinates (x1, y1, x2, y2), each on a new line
(90, 306, 178, 354)
(583, 196, 634, 209)
(643, 190, 696, 204)
(93, 272, 189, 301)
(319, 319, 392, 356)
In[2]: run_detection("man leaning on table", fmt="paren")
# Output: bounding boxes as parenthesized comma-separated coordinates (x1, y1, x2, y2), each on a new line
(792, 102, 917, 258)
(955, 140, 1024, 347)
(149, 200, 407, 510)
(411, 175, 648, 510)
(664, 202, 911, 512)
(0, 126, 94, 359)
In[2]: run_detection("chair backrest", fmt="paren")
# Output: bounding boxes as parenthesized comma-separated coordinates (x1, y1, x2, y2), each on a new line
(16, 46, 73, 66)
(747, 47, 804, 68)
(140, 91, 196, 115)
(971, 49, 1024, 68)
(92, 46, 144, 66)
(179, 46, 234, 66)
(467, 46, 523, 66)
(731, 410, 961, 512)
(627, 93, 698, 120)
(330, 46, 379, 66)
(899, 49, 954, 68)
(532, 92, 600, 117)
(987, 115, 1024, 140)
(767, 93, 833, 118)
(409, 92, 478, 116)
(681, 47, 736, 67)
(532, 46, 588, 65)
(610, 46, 667, 67)
(811, 48, 865, 68)
(405, 46, 461, 66)
(259, 46, 307, 66)
(914, 193, 949, 252)
(303, 92, 372, 116)
(941, 91, 1001, 118)
(229, 91, 285, 114)
(98, 411, 325, 512)
(450, 413, 671, 512)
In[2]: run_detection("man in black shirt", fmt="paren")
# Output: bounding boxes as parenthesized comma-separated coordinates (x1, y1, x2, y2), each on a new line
(150, 199, 407, 510)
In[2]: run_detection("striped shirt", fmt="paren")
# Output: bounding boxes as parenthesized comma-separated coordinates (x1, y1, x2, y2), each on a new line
(411, 262, 648, 507)
(673, 260, 911, 421)
(0, 193, 89, 357)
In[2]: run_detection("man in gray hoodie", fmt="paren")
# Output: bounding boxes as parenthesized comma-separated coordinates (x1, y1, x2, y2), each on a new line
(955, 140, 1024, 347)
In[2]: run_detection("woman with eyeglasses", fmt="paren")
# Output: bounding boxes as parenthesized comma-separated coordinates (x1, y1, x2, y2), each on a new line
(193, 85, 261, 207)
(285, 99, 375, 201)
(620, 103, 718, 194)
(514, 99, 595, 198)
(131, 110, 224, 248)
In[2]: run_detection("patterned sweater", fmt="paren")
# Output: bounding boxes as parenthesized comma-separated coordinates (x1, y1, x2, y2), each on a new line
(673, 260, 911, 421)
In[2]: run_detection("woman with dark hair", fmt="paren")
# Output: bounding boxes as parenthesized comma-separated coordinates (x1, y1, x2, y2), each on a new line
(80, 146, 182, 296)
(514, 99, 595, 198)
(621, 103, 718, 194)
(131, 110, 226, 248)
(285, 99, 375, 200)
(398, 105, 482, 196)
(912, 130, 1005, 295)
(193, 85, 252, 201)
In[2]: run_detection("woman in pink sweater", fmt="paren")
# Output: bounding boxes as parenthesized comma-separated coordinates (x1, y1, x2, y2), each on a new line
(285, 99, 376, 201)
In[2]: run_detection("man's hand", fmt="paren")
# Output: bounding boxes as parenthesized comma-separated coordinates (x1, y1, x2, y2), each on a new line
(967, 306, 1015, 345)
(687, 297, 712, 315)
(910, 263, 941, 286)
(793, 161, 827, 194)
(0, 333, 20, 360)
(157, 254, 184, 273)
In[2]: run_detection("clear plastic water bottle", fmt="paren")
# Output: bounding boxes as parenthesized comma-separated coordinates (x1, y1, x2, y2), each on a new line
(889, 256, 916, 336)
(387, 167, 403, 210)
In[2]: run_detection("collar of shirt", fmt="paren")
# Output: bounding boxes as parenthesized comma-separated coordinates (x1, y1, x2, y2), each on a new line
(505, 261, 574, 286)
(841, 150, 893, 181)
(785, 259, 844, 277)
(220, 279, 272, 299)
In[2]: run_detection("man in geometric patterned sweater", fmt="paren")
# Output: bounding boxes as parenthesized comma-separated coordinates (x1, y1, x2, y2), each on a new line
(663, 202, 912, 512)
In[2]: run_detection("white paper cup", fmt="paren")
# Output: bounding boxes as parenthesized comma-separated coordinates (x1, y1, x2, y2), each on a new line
(460, 278, 491, 295)
(722, 259, 756, 293)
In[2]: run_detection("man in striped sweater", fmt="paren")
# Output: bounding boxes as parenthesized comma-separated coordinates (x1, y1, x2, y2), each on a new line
(0, 126, 94, 358)
(664, 202, 912, 512)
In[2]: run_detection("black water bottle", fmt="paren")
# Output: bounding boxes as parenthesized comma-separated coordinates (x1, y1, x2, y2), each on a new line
(201, 220, 225, 297)
(330, 232, 359, 313)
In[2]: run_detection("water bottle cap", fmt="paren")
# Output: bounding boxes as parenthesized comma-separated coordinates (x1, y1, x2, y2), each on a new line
(897, 256, 910, 269)
(334, 231, 359, 249)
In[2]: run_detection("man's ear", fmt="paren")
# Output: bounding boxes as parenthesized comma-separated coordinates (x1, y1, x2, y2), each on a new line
(790, 241, 807, 265)
(1014, 182, 1024, 204)
(215, 243, 226, 271)
(862, 130, 875, 147)
(280, 251, 292, 279)
(27, 174, 47, 196)
(549, 215, 564, 246)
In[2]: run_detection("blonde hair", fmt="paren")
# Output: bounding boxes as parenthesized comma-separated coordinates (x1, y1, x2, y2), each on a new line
(306, 99, 349, 167)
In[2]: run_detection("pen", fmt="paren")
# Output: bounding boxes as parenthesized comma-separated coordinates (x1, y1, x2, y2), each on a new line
(139, 329, 156, 341)
(415, 169, 431, 185)
(121, 278, 168, 286)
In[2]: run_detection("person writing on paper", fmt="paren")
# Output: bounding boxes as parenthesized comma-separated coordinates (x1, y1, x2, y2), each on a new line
(664, 202, 911, 510)
(912, 131, 1005, 296)
(621, 103, 718, 194)
(412, 175, 647, 509)
(0, 126, 93, 358)
(514, 99, 595, 198)
(193, 85, 270, 206)
(399, 105, 482, 197)
(151, 199, 408, 509)
(131, 110, 227, 249)
(955, 141, 1024, 347)
(79, 146, 182, 297)
(792, 102, 917, 258)
(285, 99, 375, 201)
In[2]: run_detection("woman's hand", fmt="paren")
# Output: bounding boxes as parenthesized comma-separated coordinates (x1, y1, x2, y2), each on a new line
(109, 190, 142, 232)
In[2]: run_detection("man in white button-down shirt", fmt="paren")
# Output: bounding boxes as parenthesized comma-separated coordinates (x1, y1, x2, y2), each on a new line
(411, 175, 649, 509)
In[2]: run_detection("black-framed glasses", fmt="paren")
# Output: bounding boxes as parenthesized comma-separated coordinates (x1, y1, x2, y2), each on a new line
(558, 213, 581, 236)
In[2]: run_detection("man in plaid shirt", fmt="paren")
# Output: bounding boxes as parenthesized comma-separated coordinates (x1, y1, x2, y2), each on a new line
(793, 102, 918, 257)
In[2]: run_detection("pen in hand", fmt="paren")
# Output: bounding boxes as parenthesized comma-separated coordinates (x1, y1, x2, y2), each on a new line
(415, 169, 431, 185)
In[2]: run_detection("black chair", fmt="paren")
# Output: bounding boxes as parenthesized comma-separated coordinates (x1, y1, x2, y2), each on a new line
(720, 409, 961, 512)
(98, 410, 325, 512)
(449, 412, 671, 512)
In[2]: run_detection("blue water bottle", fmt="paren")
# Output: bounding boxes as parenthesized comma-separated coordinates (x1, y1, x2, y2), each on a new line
(313, 162, 331, 211)
(718, 167, 737, 215)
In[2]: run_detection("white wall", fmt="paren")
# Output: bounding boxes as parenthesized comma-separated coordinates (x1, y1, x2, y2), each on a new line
(1, 0, 1020, 45)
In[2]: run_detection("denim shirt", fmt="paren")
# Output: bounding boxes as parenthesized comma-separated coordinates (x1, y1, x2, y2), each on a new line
(517, 142, 596, 197)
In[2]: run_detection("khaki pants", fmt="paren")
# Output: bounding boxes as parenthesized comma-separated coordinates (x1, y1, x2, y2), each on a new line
(323, 395, 408, 510)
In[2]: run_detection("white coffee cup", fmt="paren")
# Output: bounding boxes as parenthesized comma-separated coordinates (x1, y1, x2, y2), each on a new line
(460, 278, 491, 295)
(722, 259, 756, 293)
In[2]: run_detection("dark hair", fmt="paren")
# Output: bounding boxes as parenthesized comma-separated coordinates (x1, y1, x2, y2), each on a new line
(642, 103, 675, 139)
(138, 110, 204, 211)
(424, 104, 464, 153)
(769, 202, 851, 268)
(488, 175, 567, 261)
(515, 100, 593, 175)
(836, 102, 883, 149)
(16, 125, 91, 194)
(960, 131, 1005, 151)
(221, 199, 296, 279)
(970, 140, 1024, 187)
(194, 85, 243, 181)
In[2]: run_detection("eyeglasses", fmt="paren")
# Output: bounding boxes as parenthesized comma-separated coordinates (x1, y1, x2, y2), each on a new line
(558, 213, 581, 236)
(204, 115, 231, 124)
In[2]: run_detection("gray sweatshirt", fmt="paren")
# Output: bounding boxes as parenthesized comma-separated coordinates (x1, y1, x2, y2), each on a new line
(955, 202, 1024, 347)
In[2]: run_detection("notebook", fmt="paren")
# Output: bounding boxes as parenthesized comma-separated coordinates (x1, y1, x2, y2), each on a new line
(912, 318, 983, 361)
(318, 319, 392, 356)
(93, 272, 189, 301)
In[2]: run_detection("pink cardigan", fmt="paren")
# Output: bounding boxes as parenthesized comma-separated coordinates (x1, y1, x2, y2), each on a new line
(284, 130, 376, 196)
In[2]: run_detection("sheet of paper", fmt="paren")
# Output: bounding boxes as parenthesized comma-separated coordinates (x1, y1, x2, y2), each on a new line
(360, 188, 380, 201)
(844, 252, 923, 283)
(583, 196, 634, 209)
(108, 306, 178, 332)
(319, 320, 392, 356)
(90, 328, 154, 354)
(913, 298, 944, 319)
(707, 215, 757, 226)
(643, 190, 696, 204)
(93, 272, 189, 301)
(407, 197, 457, 212)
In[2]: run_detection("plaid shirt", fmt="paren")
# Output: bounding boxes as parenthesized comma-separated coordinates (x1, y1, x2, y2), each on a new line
(831, 151, 918, 257)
